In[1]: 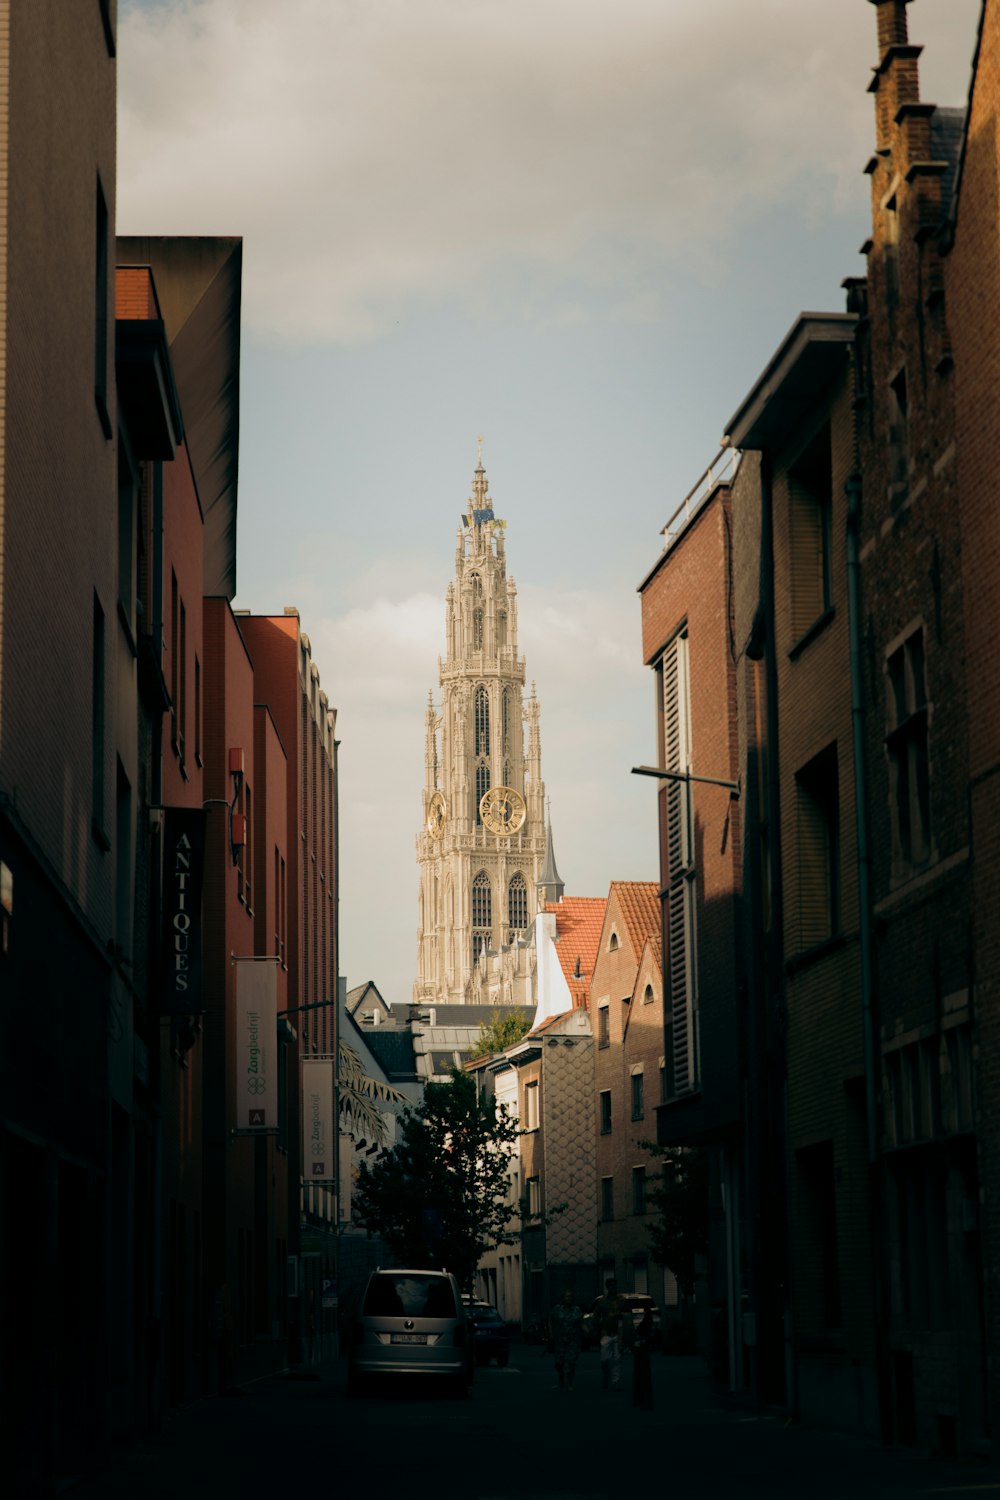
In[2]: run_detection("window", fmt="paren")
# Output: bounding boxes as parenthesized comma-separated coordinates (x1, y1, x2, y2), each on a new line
(179, 600, 187, 765)
(886, 629, 930, 874)
(659, 1057, 667, 1102)
(497, 610, 507, 647)
(787, 425, 833, 647)
(244, 784, 252, 913)
(473, 608, 484, 650)
(642, 983, 654, 1005)
(598, 1005, 610, 1049)
(600, 1090, 612, 1135)
(194, 656, 202, 765)
(523, 1080, 539, 1131)
(501, 687, 512, 755)
(95, 178, 111, 434)
(526, 1177, 541, 1217)
(601, 1177, 614, 1221)
(794, 743, 840, 951)
(475, 761, 491, 825)
(170, 571, 179, 752)
(474, 685, 490, 756)
(632, 1167, 647, 1216)
(115, 758, 131, 955)
(507, 872, 528, 940)
(91, 594, 107, 843)
(608, 930, 619, 952)
(117, 467, 136, 632)
(472, 871, 492, 964)
(660, 626, 698, 1095)
(631, 1069, 644, 1121)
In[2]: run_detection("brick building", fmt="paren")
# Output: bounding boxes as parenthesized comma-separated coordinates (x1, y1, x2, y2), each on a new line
(592, 883, 666, 1304)
(638, 466, 744, 1383)
(0, 7, 125, 1489)
(237, 611, 340, 1357)
(850, 0, 987, 1455)
(725, 312, 875, 1429)
(634, 0, 994, 1455)
(947, 0, 1000, 1455)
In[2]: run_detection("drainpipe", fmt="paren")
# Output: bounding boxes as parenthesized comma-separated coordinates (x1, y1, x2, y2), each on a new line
(845, 353, 891, 1441)
(759, 454, 797, 1419)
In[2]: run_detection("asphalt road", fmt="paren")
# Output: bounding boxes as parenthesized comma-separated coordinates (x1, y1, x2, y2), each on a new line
(69, 1344, 997, 1500)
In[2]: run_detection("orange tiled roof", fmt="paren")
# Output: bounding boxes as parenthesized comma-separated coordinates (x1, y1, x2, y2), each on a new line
(527, 1009, 575, 1039)
(609, 881, 660, 962)
(545, 895, 607, 1008)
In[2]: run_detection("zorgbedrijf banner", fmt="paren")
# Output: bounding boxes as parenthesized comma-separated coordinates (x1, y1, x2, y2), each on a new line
(302, 1057, 335, 1183)
(234, 959, 279, 1132)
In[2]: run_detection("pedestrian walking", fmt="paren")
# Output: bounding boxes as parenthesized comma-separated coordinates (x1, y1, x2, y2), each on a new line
(548, 1288, 584, 1391)
(631, 1305, 654, 1409)
(591, 1277, 630, 1391)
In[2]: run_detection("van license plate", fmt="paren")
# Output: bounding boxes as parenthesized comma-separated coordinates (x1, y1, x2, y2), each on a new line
(391, 1333, 427, 1345)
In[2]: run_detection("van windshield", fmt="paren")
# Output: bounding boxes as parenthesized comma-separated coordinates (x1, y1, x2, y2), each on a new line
(364, 1274, 456, 1319)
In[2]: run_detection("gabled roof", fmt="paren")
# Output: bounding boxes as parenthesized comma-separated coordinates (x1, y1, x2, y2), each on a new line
(608, 881, 660, 962)
(545, 895, 607, 1007)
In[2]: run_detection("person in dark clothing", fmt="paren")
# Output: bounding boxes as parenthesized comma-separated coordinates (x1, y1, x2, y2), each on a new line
(631, 1306, 654, 1409)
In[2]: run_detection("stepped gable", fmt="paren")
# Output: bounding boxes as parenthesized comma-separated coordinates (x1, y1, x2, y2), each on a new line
(545, 895, 607, 1007)
(610, 880, 660, 961)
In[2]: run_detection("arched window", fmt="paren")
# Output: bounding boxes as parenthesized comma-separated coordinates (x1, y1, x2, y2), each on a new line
(472, 871, 492, 964)
(508, 872, 528, 939)
(497, 610, 507, 647)
(472, 607, 484, 650)
(501, 686, 512, 755)
(470, 573, 483, 601)
(475, 761, 491, 823)
(474, 685, 490, 756)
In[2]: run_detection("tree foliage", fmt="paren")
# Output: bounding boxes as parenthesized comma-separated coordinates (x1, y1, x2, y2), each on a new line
(353, 1070, 520, 1289)
(642, 1143, 710, 1297)
(338, 1039, 408, 1147)
(465, 1008, 531, 1060)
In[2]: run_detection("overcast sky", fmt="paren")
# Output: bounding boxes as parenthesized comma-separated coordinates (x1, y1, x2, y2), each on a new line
(118, 0, 980, 1007)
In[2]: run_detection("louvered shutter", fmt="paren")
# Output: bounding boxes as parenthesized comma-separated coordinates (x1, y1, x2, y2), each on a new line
(662, 631, 697, 1094)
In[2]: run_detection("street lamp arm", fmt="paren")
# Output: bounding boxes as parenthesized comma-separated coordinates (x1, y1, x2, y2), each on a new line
(631, 764, 740, 795)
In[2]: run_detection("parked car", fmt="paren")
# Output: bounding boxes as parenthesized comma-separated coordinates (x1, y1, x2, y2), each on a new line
(581, 1293, 661, 1351)
(347, 1268, 474, 1397)
(466, 1301, 511, 1367)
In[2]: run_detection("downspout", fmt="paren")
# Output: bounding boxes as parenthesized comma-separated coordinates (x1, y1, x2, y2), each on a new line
(845, 342, 891, 1441)
(759, 455, 797, 1420)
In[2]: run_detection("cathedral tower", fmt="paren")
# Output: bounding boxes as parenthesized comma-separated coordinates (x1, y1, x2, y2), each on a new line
(415, 450, 548, 1005)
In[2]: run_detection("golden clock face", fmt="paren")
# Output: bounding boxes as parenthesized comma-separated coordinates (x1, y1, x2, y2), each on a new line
(426, 791, 447, 839)
(479, 785, 526, 836)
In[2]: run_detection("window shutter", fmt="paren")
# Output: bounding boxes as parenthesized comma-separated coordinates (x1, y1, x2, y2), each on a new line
(662, 629, 697, 1094)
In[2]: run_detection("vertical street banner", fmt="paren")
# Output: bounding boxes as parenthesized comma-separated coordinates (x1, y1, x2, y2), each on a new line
(301, 1058, 335, 1184)
(234, 959, 279, 1132)
(160, 807, 207, 1014)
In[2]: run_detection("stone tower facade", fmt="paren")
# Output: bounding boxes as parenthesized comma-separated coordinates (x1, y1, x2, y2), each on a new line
(414, 454, 548, 1005)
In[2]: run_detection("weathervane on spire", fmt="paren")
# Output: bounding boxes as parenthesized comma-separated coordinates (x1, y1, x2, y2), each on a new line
(476, 434, 485, 468)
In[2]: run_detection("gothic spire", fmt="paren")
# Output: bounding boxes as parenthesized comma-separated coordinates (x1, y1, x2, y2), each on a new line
(537, 805, 565, 905)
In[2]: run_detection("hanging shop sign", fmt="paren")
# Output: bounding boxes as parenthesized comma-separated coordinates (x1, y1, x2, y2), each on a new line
(234, 958, 279, 1132)
(160, 807, 207, 1013)
(302, 1057, 335, 1184)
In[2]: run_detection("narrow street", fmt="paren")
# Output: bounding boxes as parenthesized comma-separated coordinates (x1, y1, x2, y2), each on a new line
(70, 1345, 996, 1500)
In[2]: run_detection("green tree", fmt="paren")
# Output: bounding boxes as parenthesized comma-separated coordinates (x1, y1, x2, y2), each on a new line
(642, 1143, 710, 1297)
(465, 1008, 531, 1061)
(353, 1070, 520, 1290)
(338, 1039, 408, 1147)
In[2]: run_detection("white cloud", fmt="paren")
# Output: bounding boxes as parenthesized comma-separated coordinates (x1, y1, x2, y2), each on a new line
(118, 0, 978, 345)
